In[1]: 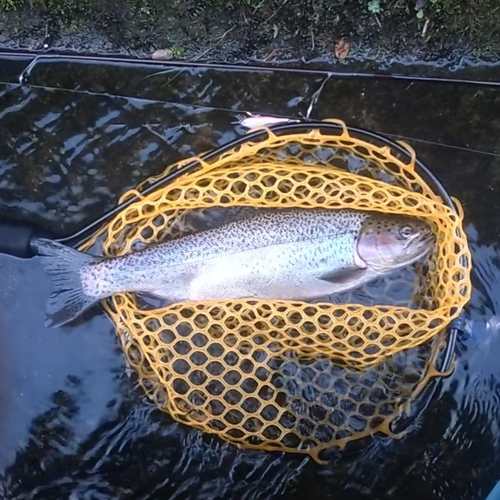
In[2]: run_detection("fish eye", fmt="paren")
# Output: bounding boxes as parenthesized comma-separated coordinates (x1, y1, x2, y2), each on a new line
(398, 224, 415, 239)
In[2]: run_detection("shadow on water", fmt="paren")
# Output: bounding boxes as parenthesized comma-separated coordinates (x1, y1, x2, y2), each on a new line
(0, 59, 500, 499)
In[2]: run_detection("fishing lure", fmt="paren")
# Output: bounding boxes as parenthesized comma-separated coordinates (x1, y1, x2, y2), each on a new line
(232, 112, 301, 130)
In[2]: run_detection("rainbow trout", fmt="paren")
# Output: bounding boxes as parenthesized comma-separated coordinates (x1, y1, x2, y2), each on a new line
(36, 208, 435, 328)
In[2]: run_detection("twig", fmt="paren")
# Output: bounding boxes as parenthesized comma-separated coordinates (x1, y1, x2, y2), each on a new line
(263, 49, 277, 62)
(422, 19, 430, 39)
(158, 26, 236, 89)
(264, 0, 288, 24)
(192, 26, 236, 62)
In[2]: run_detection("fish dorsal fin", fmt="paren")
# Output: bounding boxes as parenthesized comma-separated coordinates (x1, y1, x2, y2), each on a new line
(318, 266, 367, 285)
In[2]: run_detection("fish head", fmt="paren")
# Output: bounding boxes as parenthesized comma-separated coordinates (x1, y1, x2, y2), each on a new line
(356, 212, 436, 273)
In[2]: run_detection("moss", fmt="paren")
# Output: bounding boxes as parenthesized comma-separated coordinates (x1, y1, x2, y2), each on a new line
(171, 45, 184, 57)
(0, 0, 21, 10)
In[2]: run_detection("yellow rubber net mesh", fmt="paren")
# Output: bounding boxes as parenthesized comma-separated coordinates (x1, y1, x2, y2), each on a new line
(80, 119, 471, 462)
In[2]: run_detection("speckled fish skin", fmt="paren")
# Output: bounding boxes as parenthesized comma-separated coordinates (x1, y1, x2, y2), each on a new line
(36, 207, 435, 328)
(83, 208, 368, 301)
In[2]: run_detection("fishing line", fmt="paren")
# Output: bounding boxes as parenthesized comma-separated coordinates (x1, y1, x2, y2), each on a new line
(305, 72, 332, 120)
(380, 133, 500, 159)
(3, 78, 499, 160)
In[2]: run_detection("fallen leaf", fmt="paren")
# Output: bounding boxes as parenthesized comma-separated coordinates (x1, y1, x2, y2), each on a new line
(151, 48, 173, 60)
(334, 38, 350, 60)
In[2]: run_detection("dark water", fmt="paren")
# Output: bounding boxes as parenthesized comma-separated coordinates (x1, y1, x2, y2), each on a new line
(0, 58, 500, 499)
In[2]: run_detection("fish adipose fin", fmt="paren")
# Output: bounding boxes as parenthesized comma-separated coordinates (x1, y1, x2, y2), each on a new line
(36, 238, 105, 328)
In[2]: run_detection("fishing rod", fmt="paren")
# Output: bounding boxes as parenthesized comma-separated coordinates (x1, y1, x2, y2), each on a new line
(3, 50, 500, 89)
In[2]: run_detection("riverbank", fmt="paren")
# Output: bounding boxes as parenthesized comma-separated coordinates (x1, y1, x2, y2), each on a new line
(0, 0, 499, 65)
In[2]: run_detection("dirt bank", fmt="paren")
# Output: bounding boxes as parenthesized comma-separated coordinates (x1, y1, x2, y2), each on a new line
(0, 0, 499, 65)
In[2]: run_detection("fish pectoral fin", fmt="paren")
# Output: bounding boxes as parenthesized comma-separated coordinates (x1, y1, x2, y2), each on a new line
(135, 291, 175, 310)
(318, 266, 367, 285)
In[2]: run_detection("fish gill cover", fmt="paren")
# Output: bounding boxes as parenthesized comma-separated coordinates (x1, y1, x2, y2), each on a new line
(78, 119, 471, 462)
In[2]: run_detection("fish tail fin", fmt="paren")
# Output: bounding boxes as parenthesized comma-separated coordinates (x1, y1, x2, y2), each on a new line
(36, 238, 105, 328)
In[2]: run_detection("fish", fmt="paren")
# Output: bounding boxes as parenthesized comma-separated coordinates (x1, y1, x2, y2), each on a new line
(35, 208, 435, 328)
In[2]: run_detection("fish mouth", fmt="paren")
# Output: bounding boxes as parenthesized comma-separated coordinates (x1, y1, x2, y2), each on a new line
(408, 232, 436, 255)
(368, 232, 436, 273)
(398, 232, 435, 266)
